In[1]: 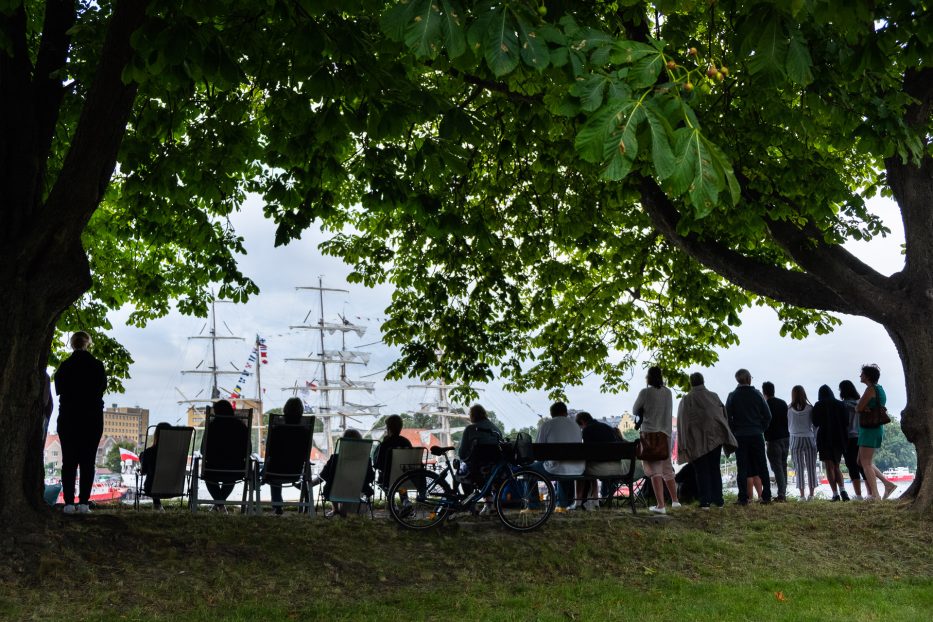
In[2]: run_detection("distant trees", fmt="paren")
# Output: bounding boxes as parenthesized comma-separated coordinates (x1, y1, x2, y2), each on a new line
(875, 423, 918, 472)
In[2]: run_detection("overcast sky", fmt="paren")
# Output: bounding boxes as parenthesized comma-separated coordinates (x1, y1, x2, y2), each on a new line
(55, 194, 906, 435)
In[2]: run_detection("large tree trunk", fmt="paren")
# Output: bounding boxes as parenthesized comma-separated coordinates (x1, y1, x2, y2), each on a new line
(886, 321, 933, 510)
(0, 240, 90, 529)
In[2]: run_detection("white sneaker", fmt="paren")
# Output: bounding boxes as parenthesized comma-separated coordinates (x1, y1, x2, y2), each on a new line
(649, 505, 667, 515)
(62, 504, 77, 515)
(566, 502, 579, 511)
(77, 504, 91, 514)
(671, 502, 682, 509)
(583, 499, 600, 511)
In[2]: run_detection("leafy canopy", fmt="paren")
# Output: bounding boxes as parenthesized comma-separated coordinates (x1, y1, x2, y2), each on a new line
(14, 0, 927, 396)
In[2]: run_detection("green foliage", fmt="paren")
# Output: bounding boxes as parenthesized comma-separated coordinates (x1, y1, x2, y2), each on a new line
(876, 422, 919, 472)
(103, 444, 125, 473)
(16, 0, 928, 403)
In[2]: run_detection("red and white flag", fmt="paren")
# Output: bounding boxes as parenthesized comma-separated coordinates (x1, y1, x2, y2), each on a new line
(119, 448, 140, 462)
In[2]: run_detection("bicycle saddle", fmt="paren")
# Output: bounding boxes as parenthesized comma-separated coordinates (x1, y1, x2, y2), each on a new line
(430, 445, 455, 456)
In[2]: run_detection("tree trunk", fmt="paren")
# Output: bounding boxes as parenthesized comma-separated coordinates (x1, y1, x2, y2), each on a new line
(885, 319, 933, 510)
(0, 240, 90, 529)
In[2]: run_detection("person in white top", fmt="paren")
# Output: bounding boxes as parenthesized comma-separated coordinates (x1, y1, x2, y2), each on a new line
(787, 385, 817, 500)
(527, 401, 584, 510)
(633, 366, 681, 515)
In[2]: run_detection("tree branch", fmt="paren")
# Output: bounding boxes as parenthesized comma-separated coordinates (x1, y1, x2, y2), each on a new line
(31, 0, 77, 208)
(636, 175, 854, 314)
(23, 0, 149, 297)
(1, 3, 34, 233)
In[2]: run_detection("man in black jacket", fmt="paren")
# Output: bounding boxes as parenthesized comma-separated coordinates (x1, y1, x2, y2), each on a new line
(725, 369, 772, 505)
(54, 331, 107, 515)
(762, 382, 790, 501)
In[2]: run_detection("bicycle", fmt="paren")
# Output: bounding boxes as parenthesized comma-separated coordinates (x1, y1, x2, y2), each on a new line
(386, 438, 556, 532)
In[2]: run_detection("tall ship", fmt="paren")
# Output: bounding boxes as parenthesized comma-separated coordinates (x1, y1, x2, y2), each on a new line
(176, 299, 267, 452)
(283, 279, 382, 455)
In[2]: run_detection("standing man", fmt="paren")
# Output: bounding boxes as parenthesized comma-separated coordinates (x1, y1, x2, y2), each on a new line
(528, 401, 584, 511)
(762, 382, 789, 502)
(677, 373, 737, 509)
(54, 331, 108, 515)
(725, 369, 772, 505)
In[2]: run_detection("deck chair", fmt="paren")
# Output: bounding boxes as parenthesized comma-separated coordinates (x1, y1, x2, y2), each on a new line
(189, 408, 253, 513)
(250, 415, 316, 516)
(384, 447, 428, 492)
(135, 425, 195, 510)
(318, 437, 375, 518)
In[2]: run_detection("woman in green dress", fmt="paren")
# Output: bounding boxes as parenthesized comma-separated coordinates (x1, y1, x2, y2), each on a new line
(856, 364, 897, 500)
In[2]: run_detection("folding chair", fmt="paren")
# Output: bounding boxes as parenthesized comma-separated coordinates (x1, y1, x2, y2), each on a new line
(319, 437, 375, 518)
(384, 447, 428, 493)
(135, 425, 195, 510)
(250, 415, 316, 516)
(189, 408, 253, 513)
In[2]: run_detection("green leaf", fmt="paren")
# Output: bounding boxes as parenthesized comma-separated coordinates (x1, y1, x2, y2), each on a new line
(643, 99, 675, 180)
(439, 0, 467, 58)
(483, 7, 520, 77)
(515, 15, 550, 71)
(380, 0, 417, 41)
(574, 98, 636, 163)
(786, 30, 813, 86)
(609, 40, 656, 65)
(629, 51, 666, 89)
(405, 0, 443, 58)
(571, 73, 612, 112)
(747, 17, 788, 79)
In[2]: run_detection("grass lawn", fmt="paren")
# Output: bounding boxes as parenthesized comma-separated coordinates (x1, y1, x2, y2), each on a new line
(2, 499, 930, 621)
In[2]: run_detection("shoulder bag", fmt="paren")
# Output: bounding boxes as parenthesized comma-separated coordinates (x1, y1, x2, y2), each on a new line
(636, 431, 670, 461)
(859, 405, 891, 429)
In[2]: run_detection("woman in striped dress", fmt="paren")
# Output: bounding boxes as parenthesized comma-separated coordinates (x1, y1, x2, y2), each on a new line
(787, 386, 817, 500)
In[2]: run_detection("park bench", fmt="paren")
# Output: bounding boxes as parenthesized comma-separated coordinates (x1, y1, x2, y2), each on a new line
(531, 441, 639, 514)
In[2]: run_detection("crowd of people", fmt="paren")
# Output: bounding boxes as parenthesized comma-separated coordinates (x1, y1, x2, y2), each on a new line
(676, 364, 896, 510)
(50, 329, 898, 516)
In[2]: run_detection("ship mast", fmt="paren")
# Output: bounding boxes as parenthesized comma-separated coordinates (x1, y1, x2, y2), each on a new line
(407, 379, 474, 447)
(285, 278, 381, 454)
(179, 298, 244, 407)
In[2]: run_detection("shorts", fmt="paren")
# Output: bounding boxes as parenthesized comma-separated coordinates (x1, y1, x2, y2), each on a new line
(642, 458, 675, 481)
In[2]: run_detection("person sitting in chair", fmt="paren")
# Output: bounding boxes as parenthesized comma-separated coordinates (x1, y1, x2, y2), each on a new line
(374, 414, 413, 490)
(140, 422, 172, 511)
(263, 397, 307, 515)
(202, 399, 250, 512)
(312, 429, 375, 517)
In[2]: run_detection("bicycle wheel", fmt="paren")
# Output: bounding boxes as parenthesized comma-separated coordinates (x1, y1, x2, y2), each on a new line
(387, 469, 453, 529)
(496, 469, 555, 532)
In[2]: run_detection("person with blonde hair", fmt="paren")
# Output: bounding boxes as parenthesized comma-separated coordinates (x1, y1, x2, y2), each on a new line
(54, 331, 107, 514)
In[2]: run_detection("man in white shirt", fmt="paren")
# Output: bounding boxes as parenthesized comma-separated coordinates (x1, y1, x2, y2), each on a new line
(528, 401, 584, 510)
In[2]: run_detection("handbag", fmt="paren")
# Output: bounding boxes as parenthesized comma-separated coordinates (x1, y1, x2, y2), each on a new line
(636, 431, 670, 461)
(859, 405, 891, 428)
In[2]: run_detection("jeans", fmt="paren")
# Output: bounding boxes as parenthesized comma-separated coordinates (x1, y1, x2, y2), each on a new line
(526, 461, 572, 507)
(692, 446, 724, 507)
(734, 434, 772, 503)
(58, 417, 103, 506)
(766, 437, 789, 498)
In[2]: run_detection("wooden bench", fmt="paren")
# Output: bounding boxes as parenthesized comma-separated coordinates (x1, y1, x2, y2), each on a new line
(531, 442, 639, 514)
